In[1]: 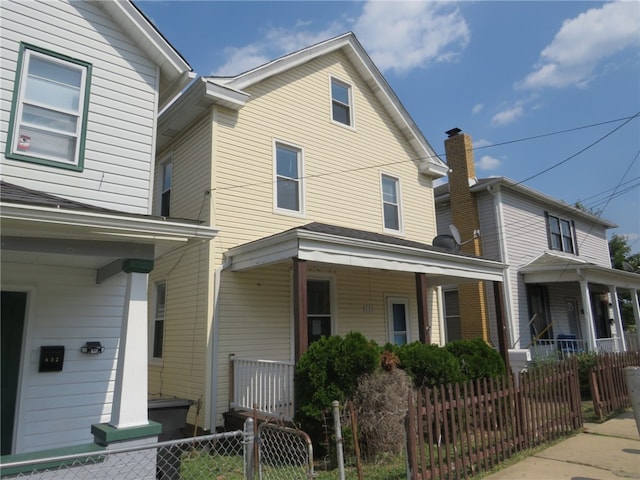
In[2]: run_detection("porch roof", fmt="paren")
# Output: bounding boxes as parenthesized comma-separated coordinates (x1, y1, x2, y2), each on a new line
(225, 222, 507, 285)
(520, 251, 640, 290)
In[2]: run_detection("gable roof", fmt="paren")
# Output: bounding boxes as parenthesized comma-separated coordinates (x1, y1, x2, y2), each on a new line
(158, 32, 448, 177)
(434, 176, 617, 229)
(95, 0, 194, 109)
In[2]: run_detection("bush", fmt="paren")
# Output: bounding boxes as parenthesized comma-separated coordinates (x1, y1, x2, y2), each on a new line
(575, 352, 597, 399)
(444, 338, 505, 381)
(294, 332, 380, 448)
(394, 342, 463, 388)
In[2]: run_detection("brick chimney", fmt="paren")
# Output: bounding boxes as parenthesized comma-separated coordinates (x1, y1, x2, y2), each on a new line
(444, 128, 489, 341)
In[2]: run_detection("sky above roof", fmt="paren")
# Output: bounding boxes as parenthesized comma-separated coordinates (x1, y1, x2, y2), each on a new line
(137, 0, 640, 254)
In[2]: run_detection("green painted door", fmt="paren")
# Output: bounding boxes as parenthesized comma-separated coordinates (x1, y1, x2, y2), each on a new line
(1, 291, 27, 455)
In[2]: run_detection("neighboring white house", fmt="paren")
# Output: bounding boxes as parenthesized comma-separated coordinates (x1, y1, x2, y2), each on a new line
(434, 128, 640, 359)
(0, 0, 217, 465)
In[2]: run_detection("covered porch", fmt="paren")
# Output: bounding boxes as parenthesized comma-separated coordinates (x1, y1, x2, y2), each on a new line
(520, 252, 640, 361)
(218, 222, 509, 422)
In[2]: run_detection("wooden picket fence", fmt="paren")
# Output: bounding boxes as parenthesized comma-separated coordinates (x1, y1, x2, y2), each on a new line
(405, 358, 582, 480)
(590, 351, 640, 419)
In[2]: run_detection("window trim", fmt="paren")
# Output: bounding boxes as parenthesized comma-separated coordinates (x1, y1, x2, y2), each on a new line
(386, 296, 410, 345)
(273, 139, 305, 217)
(329, 76, 355, 129)
(443, 289, 462, 343)
(545, 211, 578, 255)
(380, 173, 404, 234)
(5, 43, 92, 172)
(151, 282, 166, 361)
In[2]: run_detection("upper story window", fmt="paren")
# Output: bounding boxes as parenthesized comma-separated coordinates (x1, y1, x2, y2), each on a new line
(5, 43, 91, 171)
(330, 77, 353, 127)
(546, 213, 577, 254)
(160, 159, 172, 217)
(381, 174, 402, 232)
(274, 141, 303, 214)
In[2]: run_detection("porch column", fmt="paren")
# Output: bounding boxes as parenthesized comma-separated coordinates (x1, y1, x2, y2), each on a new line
(609, 286, 626, 351)
(415, 273, 430, 344)
(293, 258, 308, 361)
(633, 289, 640, 347)
(492, 281, 511, 372)
(110, 272, 149, 428)
(579, 279, 597, 352)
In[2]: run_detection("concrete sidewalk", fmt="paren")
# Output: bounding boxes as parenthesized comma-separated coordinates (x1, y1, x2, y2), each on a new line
(482, 410, 640, 479)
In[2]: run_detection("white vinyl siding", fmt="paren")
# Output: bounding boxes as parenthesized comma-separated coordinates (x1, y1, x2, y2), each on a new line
(1, 0, 159, 214)
(2, 262, 125, 453)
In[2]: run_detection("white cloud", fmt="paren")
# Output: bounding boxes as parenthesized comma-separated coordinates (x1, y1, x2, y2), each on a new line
(473, 138, 492, 149)
(518, 1, 640, 89)
(212, 0, 470, 76)
(476, 155, 501, 171)
(472, 103, 483, 115)
(354, 1, 470, 74)
(492, 105, 523, 126)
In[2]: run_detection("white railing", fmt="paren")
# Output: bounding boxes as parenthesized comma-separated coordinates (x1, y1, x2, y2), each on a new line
(530, 338, 587, 361)
(595, 336, 623, 353)
(230, 356, 295, 420)
(624, 332, 640, 352)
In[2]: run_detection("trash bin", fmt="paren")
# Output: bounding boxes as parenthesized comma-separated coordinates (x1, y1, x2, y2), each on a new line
(148, 397, 193, 441)
(148, 398, 193, 480)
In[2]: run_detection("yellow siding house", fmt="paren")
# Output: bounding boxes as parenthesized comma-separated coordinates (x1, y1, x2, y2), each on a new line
(151, 33, 509, 431)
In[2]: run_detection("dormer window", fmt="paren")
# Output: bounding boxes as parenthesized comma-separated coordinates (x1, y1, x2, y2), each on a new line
(546, 212, 577, 254)
(331, 77, 352, 127)
(6, 43, 91, 171)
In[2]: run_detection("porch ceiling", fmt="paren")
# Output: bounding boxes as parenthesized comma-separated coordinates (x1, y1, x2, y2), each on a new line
(225, 222, 507, 285)
(520, 252, 640, 290)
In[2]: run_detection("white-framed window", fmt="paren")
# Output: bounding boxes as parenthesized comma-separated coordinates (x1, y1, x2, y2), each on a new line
(546, 212, 577, 254)
(160, 158, 172, 217)
(5, 43, 91, 171)
(330, 77, 353, 127)
(152, 282, 166, 360)
(307, 278, 333, 345)
(386, 296, 409, 345)
(444, 289, 462, 342)
(381, 173, 403, 232)
(274, 141, 304, 214)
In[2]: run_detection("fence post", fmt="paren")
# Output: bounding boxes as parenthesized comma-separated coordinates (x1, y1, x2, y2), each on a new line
(405, 392, 418, 480)
(244, 417, 255, 480)
(332, 400, 346, 480)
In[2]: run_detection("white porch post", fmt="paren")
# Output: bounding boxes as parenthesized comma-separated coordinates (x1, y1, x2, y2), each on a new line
(110, 272, 149, 428)
(633, 289, 640, 346)
(579, 278, 597, 352)
(609, 286, 626, 351)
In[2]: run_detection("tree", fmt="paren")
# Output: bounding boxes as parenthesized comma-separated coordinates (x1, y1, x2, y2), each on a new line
(609, 235, 640, 331)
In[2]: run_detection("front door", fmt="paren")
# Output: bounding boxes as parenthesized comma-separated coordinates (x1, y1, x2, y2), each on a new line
(1, 291, 27, 455)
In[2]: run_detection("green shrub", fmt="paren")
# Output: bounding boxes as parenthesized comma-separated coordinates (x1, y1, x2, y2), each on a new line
(394, 342, 463, 388)
(575, 352, 597, 400)
(294, 332, 380, 449)
(444, 338, 505, 381)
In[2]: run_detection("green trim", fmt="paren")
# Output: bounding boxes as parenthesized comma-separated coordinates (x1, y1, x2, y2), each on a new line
(5, 42, 92, 172)
(123, 258, 154, 274)
(0, 443, 104, 476)
(91, 421, 162, 446)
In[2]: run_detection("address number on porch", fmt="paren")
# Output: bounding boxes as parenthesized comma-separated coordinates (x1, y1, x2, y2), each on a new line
(39, 346, 65, 372)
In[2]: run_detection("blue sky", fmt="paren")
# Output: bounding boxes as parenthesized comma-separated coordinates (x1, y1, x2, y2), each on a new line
(138, 0, 640, 254)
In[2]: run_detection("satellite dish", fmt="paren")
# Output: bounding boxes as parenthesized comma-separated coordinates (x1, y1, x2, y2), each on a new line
(433, 234, 461, 253)
(449, 224, 462, 245)
(622, 261, 635, 272)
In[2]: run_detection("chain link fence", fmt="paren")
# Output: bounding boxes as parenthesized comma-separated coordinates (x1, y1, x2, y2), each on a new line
(256, 422, 314, 480)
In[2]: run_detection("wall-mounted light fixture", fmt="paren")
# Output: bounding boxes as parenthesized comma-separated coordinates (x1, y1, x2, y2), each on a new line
(81, 341, 104, 355)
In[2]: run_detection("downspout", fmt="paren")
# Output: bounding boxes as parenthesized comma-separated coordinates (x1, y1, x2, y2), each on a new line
(489, 185, 515, 347)
(207, 257, 231, 431)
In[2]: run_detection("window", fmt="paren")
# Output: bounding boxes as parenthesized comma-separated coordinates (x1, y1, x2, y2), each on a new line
(546, 213, 577, 254)
(275, 142, 303, 213)
(331, 78, 352, 126)
(307, 279, 332, 345)
(160, 160, 172, 217)
(381, 174, 402, 232)
(527, 285, 552, 341)
(152, 283, 166, 359)
(444, 290, 462, 342)
(6, 43, 91, 171)
(387, 297, 409, 345)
